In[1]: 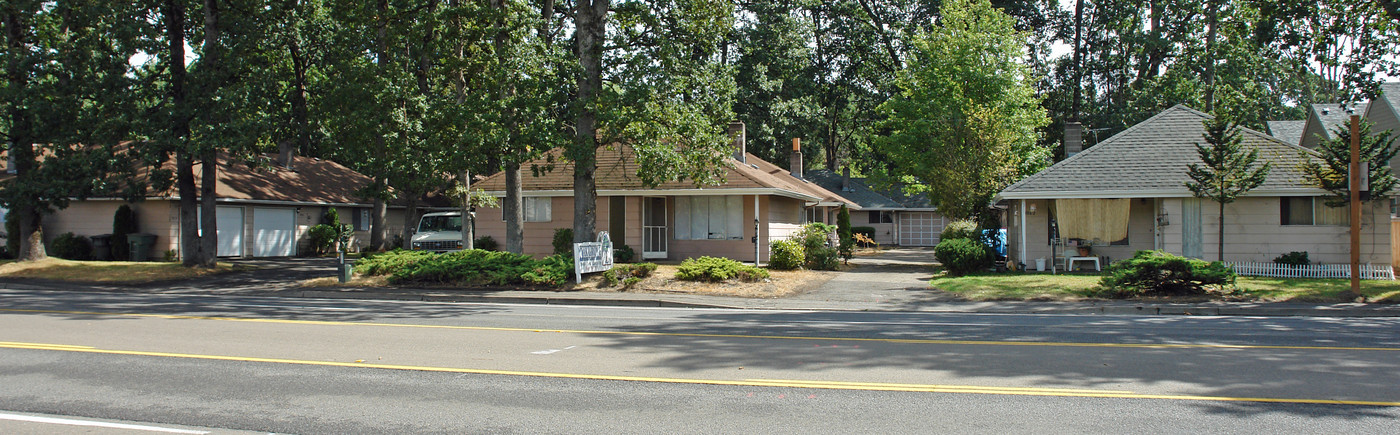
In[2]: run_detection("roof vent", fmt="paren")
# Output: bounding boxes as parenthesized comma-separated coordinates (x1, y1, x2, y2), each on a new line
(1321, 108, 1330, 115)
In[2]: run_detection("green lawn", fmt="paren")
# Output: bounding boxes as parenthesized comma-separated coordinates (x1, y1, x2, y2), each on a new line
(0, 258, 237, 283)
(932, 271, 1400, 303)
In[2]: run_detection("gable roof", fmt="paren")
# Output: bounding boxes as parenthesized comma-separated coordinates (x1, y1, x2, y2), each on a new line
(804, 169, 936, 210)
(1265, 120, 1305, 146)
(1379, 83, 1400, 114)
(1301, 102, 1369, 148)
(474, 144, 859, 208)
(998, 105, 1323, 200)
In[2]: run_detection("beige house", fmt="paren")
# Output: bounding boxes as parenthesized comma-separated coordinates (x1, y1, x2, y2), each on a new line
(472, 124, 859, 261)
(804, 169, 945, 246)
(4, 152, 413, 259)
(998, 105, 1391, 269)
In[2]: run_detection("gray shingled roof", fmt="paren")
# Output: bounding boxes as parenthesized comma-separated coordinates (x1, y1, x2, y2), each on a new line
(1265, 120, 1305, 146)
(805, 170, 937, 210)
(1380, 82, 1400, 114)
(1312, 102, 1369, 140)
(998, 105, 1324, 200)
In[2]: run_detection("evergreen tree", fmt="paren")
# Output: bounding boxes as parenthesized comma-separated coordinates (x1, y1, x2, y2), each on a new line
(1301, 120, 1398, 207)
(837, 204, 853, 263)
(1185, 115, 1271, 261)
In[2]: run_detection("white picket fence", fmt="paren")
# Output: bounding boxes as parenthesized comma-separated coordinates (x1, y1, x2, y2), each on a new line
(1228, 262, 1396, 280)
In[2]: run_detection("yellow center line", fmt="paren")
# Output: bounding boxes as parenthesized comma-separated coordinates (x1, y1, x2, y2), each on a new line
(1, 341, 1396, 407)
(1, 307, 1398, 352)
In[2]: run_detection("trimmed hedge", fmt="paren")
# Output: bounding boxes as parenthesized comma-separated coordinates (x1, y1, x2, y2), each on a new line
(676, 256, 769, 282)
(768, 239, 805, 270)
(939, 219, 980, 242)
(356, 249, 574, 286)
(111, 205, 138, 260)
(1099, 250, 1235, 297)
(934, 238, 991, 276)
(50, 232, 92, 260)
(474, 236, 499, 251)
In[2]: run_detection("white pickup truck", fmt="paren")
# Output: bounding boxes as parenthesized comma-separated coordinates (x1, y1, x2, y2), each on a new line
(409, 211, 467, 252)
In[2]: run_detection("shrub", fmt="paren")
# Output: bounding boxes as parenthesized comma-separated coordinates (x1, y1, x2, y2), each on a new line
(934, 238, 992, 276)
(939, 219, 980, 242)
(50, 232, 92, 260)
(807, 246, 841, 271)
(614, 244, 636, 263)
(357, 249, 574, 287)
(355, 249, 437, 276)
(1100, 250, 1235, 297)
(794, 222, 834, 254)
(768, 239, 805, 270)
(837, 205, 854, 263)
(520, 254, 574, 286)
(851, 226, 876, 245)
(676, 256, 769, 282)
(5, 213, 18, 256)
(1273, 251, 1310, 266)
(321, 207, 342, 227)
(552, 228, 574, 256)
(111, 204, 139, 261)
(474, 235, 499, 251)
(307, 224, 337, 255)
(603, 262, 657, 288)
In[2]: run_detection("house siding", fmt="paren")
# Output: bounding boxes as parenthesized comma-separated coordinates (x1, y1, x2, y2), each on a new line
(40, 200, 178, 260)
(857, 211, 898, 245)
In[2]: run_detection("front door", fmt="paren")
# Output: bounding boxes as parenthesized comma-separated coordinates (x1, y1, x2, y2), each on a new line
(642, 197, 667, 259)
(1182, 198, 1203, 259)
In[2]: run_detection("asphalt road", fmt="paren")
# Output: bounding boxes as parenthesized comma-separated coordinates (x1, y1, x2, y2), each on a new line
(2, 290, 1399, 433)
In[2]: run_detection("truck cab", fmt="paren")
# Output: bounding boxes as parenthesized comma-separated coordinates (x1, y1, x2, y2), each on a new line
(410, 211, 466, 252)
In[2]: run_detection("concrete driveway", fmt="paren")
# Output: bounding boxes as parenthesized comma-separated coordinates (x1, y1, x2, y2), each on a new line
(793, 247, 958, 307)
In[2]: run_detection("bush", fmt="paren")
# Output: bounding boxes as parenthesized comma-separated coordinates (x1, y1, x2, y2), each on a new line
(676, 256, 769, 282)
(307, 224, 337, 255)
(614, 244, 635, 263)
(934, 238, 992, 276)
(49, 232, 92, 260)
(768, 239, 805, 270)
(603, 262, 657, 288)
(794, 222, 834, 254)
(940, 219, 980, 242)
(356, 249, 574, 287)
(851, 226, 876, 241)
(807, 246, 841, 271)
(837, 205, 853, 263)
(1099, 250, 1235, 297)
(553, 228, 574, 256)
(321, 207, 342, 227)
(5, 212, 18, 256)
(1273, 251, 1310, 266)
(474, 235, 499, 251)
(111, 204, 139, 261)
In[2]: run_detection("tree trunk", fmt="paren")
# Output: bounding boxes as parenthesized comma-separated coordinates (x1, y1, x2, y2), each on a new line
(401, 196, 419, 249)
(3, 8, 45, 261)
(504, 163, 524, 253)
(199, 154, 219, 265)
(16, 206, 46, 262)
(369, 195, 386, 251)
(572, 0, 608, 244)
(461, 170, 473, 250)
(163, 0, 202, 267)
(288, 35, 310, 161)
(1204, 1, 1218, 113)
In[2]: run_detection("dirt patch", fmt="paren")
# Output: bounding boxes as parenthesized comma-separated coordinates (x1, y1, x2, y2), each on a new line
(0, 258, 237, 283)
(298, 264, 840, 299)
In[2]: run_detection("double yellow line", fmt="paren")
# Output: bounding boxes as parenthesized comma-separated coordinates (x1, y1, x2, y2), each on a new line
(3, 340, 1399, 407)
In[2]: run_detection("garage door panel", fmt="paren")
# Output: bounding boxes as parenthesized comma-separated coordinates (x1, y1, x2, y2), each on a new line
(199, 206, 244, 257)
(899, 212, 943, 246)
(253, 208, 295, 257)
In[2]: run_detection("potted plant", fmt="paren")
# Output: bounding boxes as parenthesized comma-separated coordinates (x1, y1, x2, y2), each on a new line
(1077, 243, 1091, 257)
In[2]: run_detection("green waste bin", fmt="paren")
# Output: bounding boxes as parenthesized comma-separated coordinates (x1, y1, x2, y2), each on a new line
(89, 234, 113, 261)
(128, 233, 157, 262)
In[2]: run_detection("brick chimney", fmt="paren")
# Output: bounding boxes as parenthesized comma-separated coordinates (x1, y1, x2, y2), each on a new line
(790, 138, 804, 180)
(842, 167, 851, 191)
(1063, 121, 1083, 158)
(729, 121, 746, 163)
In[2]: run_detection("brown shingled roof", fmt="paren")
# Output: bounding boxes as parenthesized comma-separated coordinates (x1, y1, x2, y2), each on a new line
(475, 144, 859, 208)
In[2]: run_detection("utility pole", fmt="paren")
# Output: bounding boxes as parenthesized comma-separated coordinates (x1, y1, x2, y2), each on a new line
(1349, 115, 1361, 298)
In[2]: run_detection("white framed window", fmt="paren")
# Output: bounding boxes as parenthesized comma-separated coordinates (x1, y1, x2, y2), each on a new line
(357, 209, 371, 231)
(1281, 197, 1348, 226)
(673, 196, 743, 240)
(524, 197, 552, 223)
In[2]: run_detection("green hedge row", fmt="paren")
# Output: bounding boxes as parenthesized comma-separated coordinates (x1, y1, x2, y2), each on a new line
(357, 249, 574, 286)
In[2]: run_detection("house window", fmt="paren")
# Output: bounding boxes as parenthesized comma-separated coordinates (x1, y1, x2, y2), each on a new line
(673, 196, 743, 240)
(1281, 197, 1348, 226)
(524, 197, 551, 223)
(355, 209, 371, 231)
(868, 211, 893, 224)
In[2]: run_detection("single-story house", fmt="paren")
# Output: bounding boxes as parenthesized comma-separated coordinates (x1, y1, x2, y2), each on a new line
(2, 150, 416, 259)
(1265, 120, 1305, 148)
(472, 122, 859, 261)
(804, 169, 945, 246)
(998, 104, 1391, 269)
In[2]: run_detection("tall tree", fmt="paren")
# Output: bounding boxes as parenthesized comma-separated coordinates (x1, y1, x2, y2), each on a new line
(1301, 121, 1398, 207)
(1, 1, 144, 261)
(874, 0, 1050, 219)
(1184, 115, 1271, 261)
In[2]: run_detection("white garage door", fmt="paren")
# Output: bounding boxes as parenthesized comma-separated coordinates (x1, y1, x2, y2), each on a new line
(898, 212, 944, 246)
(198, 206, 244, 257)
(252, 208, 296, 257)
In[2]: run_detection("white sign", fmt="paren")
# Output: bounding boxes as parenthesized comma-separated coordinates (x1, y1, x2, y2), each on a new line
(573, 231, 614, 283)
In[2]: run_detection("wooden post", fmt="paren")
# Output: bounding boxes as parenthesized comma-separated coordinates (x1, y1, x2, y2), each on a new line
(1350, 115, 1361, 298)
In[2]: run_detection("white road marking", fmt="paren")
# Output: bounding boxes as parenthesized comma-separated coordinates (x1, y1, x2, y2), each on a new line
(226, 304, 366, 311)
(531, 345, 577, 355)
(0, 412, 209, 434)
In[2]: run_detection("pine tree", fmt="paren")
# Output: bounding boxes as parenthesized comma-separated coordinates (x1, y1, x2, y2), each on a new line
(837, 205, 853, 263)
(1185, 115, 1271, 261)
(1301, 120, 1398, 207)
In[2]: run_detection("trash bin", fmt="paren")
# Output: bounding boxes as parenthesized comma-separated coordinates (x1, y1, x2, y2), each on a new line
(128, 233, 157, 262)
(337, 263, 354, 283)
(90, 234, 113, 261)
(1035, 258, 1046, 271)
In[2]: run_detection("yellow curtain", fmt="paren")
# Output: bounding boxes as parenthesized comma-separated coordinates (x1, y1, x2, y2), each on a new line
(1054, 199, 1131, 243)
